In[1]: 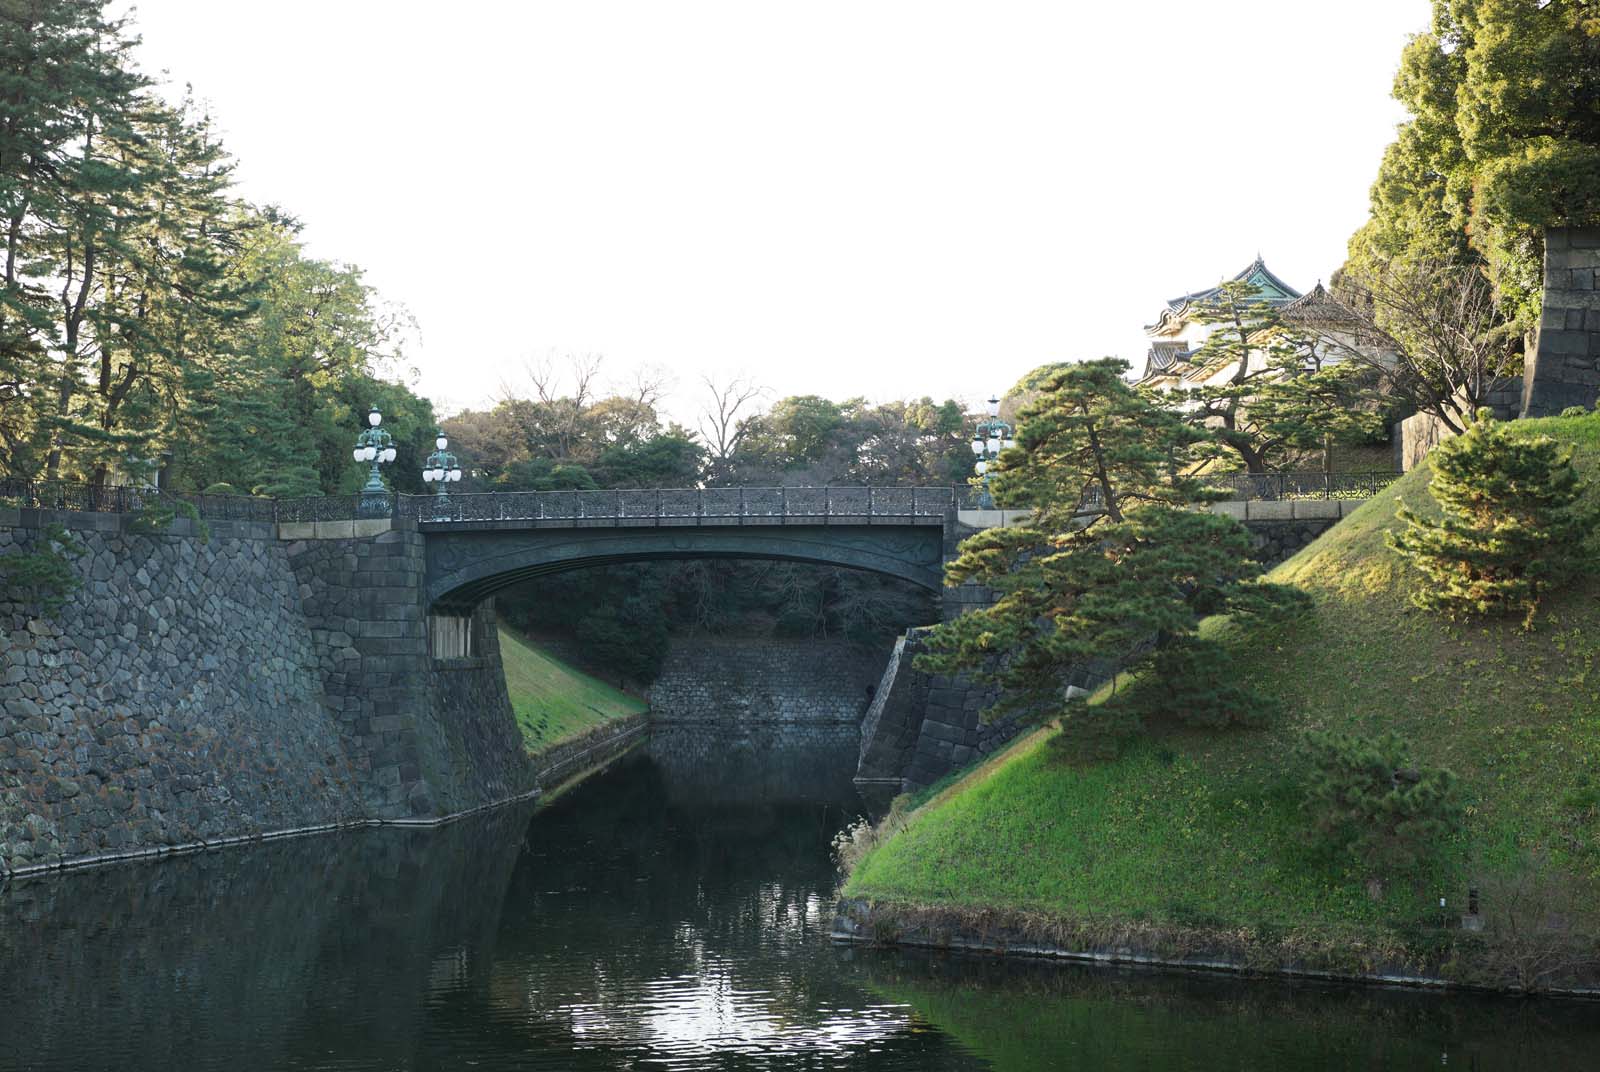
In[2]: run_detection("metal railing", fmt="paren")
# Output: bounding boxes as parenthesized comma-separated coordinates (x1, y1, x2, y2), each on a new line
(1, 472, 1402, 526)
(397, 486, 956, 524)
(1195, 471, 1400, 501)
(0, 478, 279, 522)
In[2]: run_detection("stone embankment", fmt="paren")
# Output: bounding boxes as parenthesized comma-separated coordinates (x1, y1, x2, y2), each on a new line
(1, 518, 366, 874)
(648, 637, 890, 734)
(0, 510, 547, 878)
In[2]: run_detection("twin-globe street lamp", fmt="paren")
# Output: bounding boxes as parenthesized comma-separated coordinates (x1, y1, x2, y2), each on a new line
(352, 409, 466, 517)
(423, 430, 463, 505)
(352, 405, 397, 516)
(969, 395, 1015, 509)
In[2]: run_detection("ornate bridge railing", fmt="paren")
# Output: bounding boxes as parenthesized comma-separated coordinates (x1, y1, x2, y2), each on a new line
(1, 473, 1401, 526)
(397, 486, 957, 525)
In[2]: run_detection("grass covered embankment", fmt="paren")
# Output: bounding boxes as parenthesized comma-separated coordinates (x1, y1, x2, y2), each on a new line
(498, 627, 647, 753)
(843, 413, 1600, 981)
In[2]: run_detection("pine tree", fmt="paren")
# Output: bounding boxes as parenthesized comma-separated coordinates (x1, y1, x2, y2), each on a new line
(1387, 409, 1595, 626)
(1298, 730, 1463, 882)
(1175, 280, 1382, 474)
(916, 359, 1307, 747)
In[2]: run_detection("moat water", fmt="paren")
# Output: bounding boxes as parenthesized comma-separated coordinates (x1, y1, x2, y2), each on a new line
(2, 729, 1597, 1071)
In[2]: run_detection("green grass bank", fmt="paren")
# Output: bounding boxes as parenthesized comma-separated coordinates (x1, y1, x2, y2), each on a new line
(498, 627, 647, 753)
(843, 412, 1600, 985)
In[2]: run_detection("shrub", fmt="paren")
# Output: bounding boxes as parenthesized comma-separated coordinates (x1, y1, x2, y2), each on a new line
(1473, 849, 1600, 992)
(0, 523, 85, 615)
(1297, 730, 1464, 880)
(127, 498, 209, 541)
(1387, 408, 1595, 627)
(831, 794, 912, 878)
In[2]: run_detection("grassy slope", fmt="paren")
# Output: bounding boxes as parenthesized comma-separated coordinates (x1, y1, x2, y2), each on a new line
(847, 413, 1600, 942)
(498, 627, 647, 752)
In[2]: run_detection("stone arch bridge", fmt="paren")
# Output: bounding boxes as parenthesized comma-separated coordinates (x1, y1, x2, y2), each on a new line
(1, 477, 1378, 853)
(408, 486, 956, 609)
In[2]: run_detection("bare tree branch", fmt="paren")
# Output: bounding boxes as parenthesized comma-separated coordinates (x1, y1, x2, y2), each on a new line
(698, 373, 766, 459)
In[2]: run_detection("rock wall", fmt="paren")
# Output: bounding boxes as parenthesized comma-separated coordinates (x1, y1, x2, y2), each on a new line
(647, 637, 891, 728)
(0, 513, 365, 874)
(1245, 518, 1339, 565)
(1524, 225, 1600, 417)
(856, 628, 1074, 794)
(1394, 379, 1524, 471)
(283, 529, 533, 819)
(1, 511, 535, 876)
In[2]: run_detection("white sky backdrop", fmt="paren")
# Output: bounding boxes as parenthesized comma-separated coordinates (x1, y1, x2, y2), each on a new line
(127, 0, 1432, 423)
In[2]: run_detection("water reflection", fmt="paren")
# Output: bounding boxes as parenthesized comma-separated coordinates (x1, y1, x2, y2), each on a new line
(1, 732, 1596, 1071)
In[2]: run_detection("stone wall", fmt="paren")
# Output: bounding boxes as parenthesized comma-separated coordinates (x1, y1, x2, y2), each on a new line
(282, 527, 533, 818)
(1, 511, 536, 876)
(1394, 379, 1524, 471)
(1244, 518, 1339, 565)
(647, 637, 892, 727)
(1524, 225, 1600, 417)
(0, 513, 365, 874)
(855, 628, 1095, 794)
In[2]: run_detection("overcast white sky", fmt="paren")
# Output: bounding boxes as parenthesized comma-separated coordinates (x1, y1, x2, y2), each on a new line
(127, 0, 1430, 422)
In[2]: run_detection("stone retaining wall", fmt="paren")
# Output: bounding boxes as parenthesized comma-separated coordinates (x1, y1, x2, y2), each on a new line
(1525, 225, 1600, 417)
(647, 637, 892, 726)
(1, 511, 535, 876)
(0, 513, 365, 874)
(283, 529, 532, 818)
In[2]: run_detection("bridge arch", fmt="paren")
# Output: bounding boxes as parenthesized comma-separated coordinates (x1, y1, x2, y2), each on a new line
(423, 524, 947, 610)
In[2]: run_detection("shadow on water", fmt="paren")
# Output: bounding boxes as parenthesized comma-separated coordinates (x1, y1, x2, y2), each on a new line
(2, 729, 1597, 1071)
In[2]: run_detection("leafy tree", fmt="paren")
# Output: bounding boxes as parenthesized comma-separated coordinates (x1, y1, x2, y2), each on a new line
(915, 359, 1305, 746)
(1171, 281, 1383, 474)
(1387, 408, 1596, 626)
(0, 0, 149, 475)
(1456, 0, 1600, 242)
(1298, 730, 1463, 884)
(595, 429, 703, 488)
(1347, 0, 1600, 337)
(1331, 258, 1521, 435)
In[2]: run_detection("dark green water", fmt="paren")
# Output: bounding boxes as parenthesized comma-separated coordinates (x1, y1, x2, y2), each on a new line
(2, 732, 1597, 1071)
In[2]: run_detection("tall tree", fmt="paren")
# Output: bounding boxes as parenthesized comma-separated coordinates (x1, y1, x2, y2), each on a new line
(0, 0, 148, 475)
(1346, 0, 1600, 337)
(917, 359, 1303, 741)
(1171, 281, 1381, 473)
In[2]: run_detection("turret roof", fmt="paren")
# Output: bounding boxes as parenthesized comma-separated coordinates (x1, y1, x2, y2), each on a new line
(1146, 256, 1302, 333)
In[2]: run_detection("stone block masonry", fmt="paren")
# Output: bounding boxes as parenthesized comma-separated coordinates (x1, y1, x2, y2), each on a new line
(1, 512, 534, 877)
(648, 637, 892, 727)
(1524, 226, 1600, 417)
(284, 527, 532, 818)
(1, 515, 365, 873)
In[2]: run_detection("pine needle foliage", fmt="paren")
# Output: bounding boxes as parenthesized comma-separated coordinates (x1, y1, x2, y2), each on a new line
(916, 359, 1307, 750)
(1387, 409, 1595, 627)
(0, 523, 85, 615)
(1298, 730, 1464, 880)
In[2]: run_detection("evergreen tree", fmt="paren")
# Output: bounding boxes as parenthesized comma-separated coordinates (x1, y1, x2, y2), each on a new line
(1387, 409, 1596, 626)
(915, 359, 1306, 745)
(1298, 730, 1463, 882)
(1174, 280, 1382, 474)
(1346, 0, 1600, 336)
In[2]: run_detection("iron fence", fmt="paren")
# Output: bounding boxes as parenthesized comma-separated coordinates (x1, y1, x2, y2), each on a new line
(0, 472, 1402, 527)
(1196, 471, 1399, 501)
(396, 486, 958, 524)
(0, 478, 278, 522)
